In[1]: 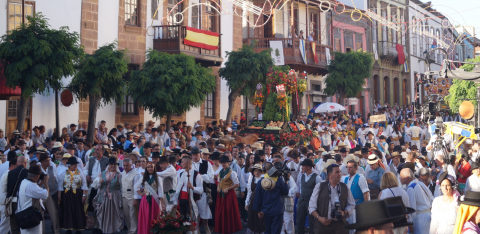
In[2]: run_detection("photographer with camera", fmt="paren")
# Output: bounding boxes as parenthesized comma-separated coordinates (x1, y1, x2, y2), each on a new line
(295, 159, 322, 234)
(308, 164, 355, 234)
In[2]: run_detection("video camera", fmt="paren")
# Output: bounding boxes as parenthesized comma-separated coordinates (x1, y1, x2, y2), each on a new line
(266, 161, 294, 179)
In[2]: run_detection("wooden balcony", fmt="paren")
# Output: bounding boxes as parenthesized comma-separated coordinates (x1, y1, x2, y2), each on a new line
(243, 38, 333, 75)
(153, 25, 223, 67)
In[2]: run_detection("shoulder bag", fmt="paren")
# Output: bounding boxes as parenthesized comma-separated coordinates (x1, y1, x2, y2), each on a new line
(14, 181, 42, 229)
(5, 168, 24, 217)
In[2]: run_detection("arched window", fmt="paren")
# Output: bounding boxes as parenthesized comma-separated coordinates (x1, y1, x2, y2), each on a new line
(384, 76, 389, 105)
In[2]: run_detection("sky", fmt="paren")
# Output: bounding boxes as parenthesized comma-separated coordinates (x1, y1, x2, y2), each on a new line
(430, 0, 480, 37)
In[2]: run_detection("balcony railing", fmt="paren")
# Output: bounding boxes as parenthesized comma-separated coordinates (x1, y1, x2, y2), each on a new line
(243, 37, 333, 74)
(152, 25, 222, 66)
(378, 41, 398, 61)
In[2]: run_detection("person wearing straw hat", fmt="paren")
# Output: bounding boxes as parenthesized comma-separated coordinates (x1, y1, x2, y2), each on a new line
(296, 159, 322, 234)
(366, 154, 385, 200)
(399, 168, 434, 234)
(453, 191, 480, 233)
(388, 151, 402, 178)
(308, 164, 355, 233)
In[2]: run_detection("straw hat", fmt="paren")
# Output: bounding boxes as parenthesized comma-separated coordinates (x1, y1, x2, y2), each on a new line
(343, 154, 359, 165)
(52, 142, 64, 149)
(252, 142, 263, 150)
(322, 159, 337, 172)
(367, 154, 379, 164)
(201, 148, 211, 154)
(354, 151, 362, 156)
(62, 153, 72, 159)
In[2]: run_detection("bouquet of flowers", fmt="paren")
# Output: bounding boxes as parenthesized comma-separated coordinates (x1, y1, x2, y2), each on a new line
(276, 94, 287, 109)
(252, 92, 264, 107)
(297, 79, 307, 93)
(151, 210, 188, 234)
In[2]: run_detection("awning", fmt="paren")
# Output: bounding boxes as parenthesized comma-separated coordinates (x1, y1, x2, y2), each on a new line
(0, 63, 21, 100)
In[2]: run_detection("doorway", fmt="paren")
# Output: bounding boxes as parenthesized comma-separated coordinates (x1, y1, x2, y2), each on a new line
(6, 97, 32, 138)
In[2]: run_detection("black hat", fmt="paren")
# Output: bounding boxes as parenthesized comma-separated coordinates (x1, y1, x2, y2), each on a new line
(108, 157, 118, 165)
(210, 152, 221, 161)
(152, 152, 161, 159)
(28, 147, 37, 154)
(253, 156, 262, 164)
(75, 139, 85, 144)
(334, 154, 342, 162)
(171, 148, 182, 154)
(255, 150, 265, 156)
(219, 156, 230, 163)
(403, 162, 416, 172)
(387, 204, 413, 228)
(344, 200, 403, 230)
(384, 196, 415, 215)
(211, 121, 217, 125)
(67, 157, 79, 165)
(159, 156, 168, 163)
(181, 150, 190, 155)
(461, 191, 480, 207)
(7, 151, 17, 161)
(195, 131, 202, 136)
(300, 159, 315, 167)
(339, 148, 347, 153)
(38, 154, 49, 162)
(66, 143, 76, 150)
(361, 148, 369, 154)
(28, 165, 43, 175)
(144, 142, 152, 149)
(191, 146, 201, 154)
(271, 147, 279, 154)
(117, 135, 125, 139)
(70, 124, 77, 127)
(471, 162, 480, 171)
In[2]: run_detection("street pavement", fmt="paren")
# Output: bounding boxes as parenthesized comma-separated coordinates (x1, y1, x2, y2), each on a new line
(44, 213, 248, 234)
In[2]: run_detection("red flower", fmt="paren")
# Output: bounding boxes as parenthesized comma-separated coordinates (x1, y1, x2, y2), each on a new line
(192, 221, 197, 227)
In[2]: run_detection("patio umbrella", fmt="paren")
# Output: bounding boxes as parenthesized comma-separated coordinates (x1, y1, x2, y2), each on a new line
(309, 103, 322, 113)
(313, 102, 346, 113)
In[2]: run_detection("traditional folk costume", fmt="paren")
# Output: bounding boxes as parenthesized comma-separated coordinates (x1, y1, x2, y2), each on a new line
(343, 173, 370, 234)
(136, 173, 164, 234)
(121, 168, 141, 234)
(171, 168, 203, 227)
(215, 167, 242, 234)
(57, 165, 88, 232)
(92, 168, 124, 233)
(453, 191, 480, 234)
(296, 169, 322, 234)
(156, 163, 177, 211)
(252, 176, 289, 234)
(281, 175, 297, 234)
(17, 178, 48, 234)
(191, 158, 214, 221)
(406, 178, 434, 234)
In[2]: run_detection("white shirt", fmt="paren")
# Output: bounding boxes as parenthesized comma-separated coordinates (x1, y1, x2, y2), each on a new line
(343, 174, 369, 195)
(156, 165, 177, 192)
(465, 174, 480, 192)
(406, 179, 434, 220)
(430, 196, 458, 234)
(133, 175, 164, 199)
(0, 162, 10, 180)
(0, 173, 8, 205)
(379, 186, 411, 209)
(307, 182, 356, 219)
(91, 159, 102, 179)
(192, 159, 214, 184)
(245, 175, 264, 207)
(171, 168, 203, 205)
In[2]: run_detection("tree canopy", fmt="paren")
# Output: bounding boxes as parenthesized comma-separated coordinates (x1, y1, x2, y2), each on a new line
(444, 56, 480, 113)
(128, 50, 216, 130)
(69, 42, 128, 144)
(0, 13, 84, 131)
(218, 43, 274, 122)
(323, 50, 373, 104)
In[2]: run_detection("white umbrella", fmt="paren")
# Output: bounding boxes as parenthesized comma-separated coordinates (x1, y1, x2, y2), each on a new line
(313, 102, 346, 113)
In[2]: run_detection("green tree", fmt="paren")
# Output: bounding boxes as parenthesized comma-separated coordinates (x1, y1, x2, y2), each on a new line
(128, 50, 216, 130)
(323, 50, 373, 105)
(0, 14, 84, 132)
(444, 56, 480, 113)
(219, 43, 274, 122)
(69, 42, 128, 144)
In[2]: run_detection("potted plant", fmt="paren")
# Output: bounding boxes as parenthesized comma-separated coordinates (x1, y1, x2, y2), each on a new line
(151, 210, 188, 234)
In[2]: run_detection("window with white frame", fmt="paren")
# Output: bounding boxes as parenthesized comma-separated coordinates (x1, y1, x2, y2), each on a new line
(7, 1, 34, 33)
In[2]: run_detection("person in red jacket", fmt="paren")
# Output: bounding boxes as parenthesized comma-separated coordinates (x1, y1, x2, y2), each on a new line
(457, 152, 472, 192)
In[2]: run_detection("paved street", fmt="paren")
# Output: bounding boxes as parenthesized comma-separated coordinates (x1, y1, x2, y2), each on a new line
(44, 214, 248, 234)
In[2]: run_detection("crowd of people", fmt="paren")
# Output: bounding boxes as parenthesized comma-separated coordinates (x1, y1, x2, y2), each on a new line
(0, 104, 480, 234)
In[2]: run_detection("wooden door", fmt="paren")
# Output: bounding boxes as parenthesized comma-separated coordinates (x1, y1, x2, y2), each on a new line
(310, 13, 318, 41)
(264, 15, 273, 38)
(6, 97, 31, 138)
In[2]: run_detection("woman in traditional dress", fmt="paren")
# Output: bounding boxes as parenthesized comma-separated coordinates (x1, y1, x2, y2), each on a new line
(57, 157, 88, 234)
(430, 172, 458, 234)
(136, 162, 164, 234)
(245, 164, 265, 234)
(93, 157, 124, 234)
(215, 156, 242, 234)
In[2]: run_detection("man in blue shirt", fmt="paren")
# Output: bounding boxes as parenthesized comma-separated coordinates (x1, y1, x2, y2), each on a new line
(124, 131, 134, 150)
(366, 154, 385, 199)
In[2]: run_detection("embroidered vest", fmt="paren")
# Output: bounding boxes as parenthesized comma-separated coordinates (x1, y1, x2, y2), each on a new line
(219, 171, 233, 190)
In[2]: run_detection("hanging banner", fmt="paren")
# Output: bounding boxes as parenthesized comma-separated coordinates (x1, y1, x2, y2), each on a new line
(269, 41, 285, 65)
(312, 42, 319, 63)
(299, 40, 307, 64)
(325, 47, 331, 65)
(370, 114, 386, 123)
(276, 84, 286, 96)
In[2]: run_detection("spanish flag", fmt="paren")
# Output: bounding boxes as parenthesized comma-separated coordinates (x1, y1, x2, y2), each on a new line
(184, 26, 220, 50)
